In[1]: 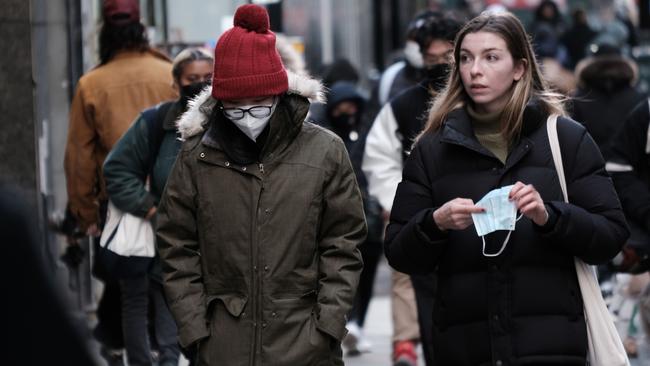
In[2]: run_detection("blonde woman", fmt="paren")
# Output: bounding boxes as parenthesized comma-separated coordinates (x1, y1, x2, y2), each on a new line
(385, 12, 628, 366)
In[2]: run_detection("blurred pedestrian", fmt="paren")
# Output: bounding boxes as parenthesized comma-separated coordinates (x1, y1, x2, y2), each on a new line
(156, 5, 365, 366)
(103, 47, 214, 366)
(63, 0, 176, 364)
(317, 81, 384, 356)
(386, 12, 628, 365)
(1, 187, 98, 366)
(561, 8, 597, 70)
(571, 42, 645, 161)
(530, 1, 570, 68)
(370, 10, 440, 112)
(308, 58, 361, 126)
(363, 10, 462, 366)
(607, 97, 650, 356)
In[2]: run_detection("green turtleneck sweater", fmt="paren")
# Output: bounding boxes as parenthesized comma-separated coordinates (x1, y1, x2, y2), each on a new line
(467, 104, 508, 164)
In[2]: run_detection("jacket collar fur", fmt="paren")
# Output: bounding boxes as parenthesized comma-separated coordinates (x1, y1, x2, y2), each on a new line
(177, 70, 324, 140)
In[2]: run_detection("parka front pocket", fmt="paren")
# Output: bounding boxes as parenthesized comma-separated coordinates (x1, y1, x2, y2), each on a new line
(206, 293, 248, 317)
(201, 294, 251, 365)
(261, 293, 332, 365)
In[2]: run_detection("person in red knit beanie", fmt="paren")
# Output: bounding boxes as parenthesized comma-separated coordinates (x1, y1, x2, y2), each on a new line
(156, 4, 366, 365)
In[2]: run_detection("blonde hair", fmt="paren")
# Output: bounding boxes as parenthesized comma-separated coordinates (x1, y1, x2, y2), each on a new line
(172, 47, 213, 81)
(419, 12, 565, 143)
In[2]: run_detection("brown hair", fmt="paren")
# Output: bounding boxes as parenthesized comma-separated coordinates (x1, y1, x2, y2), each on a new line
(419, 12, 565, 143)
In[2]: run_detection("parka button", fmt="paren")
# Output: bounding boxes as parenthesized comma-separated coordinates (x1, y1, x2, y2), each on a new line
(264, 265, 269, 272)
(200, 152, 205, 158)
(242, 166, 247, 171)
(265, 209, 271, 214)
(271, 312, 277, 317)
(225, 161, 230, 167)
(262, 322, 267, 328)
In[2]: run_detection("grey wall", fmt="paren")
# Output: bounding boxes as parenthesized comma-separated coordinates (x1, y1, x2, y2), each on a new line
(0, 0, 39, 213)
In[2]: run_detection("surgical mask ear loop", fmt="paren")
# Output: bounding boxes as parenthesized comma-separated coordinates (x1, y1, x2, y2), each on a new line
(482, 231, 512, 257)
(482, 213, 523, 257)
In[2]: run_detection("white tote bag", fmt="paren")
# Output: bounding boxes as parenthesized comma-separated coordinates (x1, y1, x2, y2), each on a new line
(546, 114, 630, 366)
(94, 200, 156, 280)
(100, 200, 156, 258)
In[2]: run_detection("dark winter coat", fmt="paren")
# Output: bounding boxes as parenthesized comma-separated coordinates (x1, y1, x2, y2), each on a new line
(609, 100, 650, 230)
(390, 79, 435, 160)
(156, 73, 366, 366)
(385, 102, 628, 366)
(571, 53, 646, 160)
(103, 99, 184, 281)
(104, 100, 183, 217)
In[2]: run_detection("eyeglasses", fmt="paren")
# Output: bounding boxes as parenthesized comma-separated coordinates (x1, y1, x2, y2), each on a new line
(219, 104, 273, 120)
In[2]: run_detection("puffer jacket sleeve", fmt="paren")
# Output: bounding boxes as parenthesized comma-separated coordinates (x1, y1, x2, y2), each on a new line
(103, 116, 157, 217)
(541, 119, 629, 264)
(156, 142, 209, 348)
(316, 137, 365, 341)
(608, 101, 650, 228)
(64, 81, 100, 230)
(384, 137, 449, 275)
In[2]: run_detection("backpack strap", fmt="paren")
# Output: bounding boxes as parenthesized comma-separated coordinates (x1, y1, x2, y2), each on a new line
(141, 101, 175, 176)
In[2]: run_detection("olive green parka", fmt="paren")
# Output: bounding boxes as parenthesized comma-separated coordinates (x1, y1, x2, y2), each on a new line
(156, 72, 366, 366)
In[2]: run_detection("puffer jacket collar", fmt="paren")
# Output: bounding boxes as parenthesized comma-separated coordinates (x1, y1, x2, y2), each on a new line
(441, 99, 546, 163)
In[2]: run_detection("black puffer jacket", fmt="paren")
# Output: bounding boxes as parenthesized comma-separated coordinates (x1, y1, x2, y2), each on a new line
(385, 103, 628, 366)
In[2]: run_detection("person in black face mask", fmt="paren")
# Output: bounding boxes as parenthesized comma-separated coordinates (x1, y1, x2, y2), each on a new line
(102, 46, 213, 366)
(362, 11, 461, 366)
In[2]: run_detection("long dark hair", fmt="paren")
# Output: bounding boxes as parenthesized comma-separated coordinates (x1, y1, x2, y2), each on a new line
(99, 21, 149, 65)
(421, 12, 565, 143)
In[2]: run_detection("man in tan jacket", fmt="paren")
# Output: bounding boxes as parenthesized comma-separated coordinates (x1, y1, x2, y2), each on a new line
(63, 1, 175, 365)
(65, 0, 176, 235)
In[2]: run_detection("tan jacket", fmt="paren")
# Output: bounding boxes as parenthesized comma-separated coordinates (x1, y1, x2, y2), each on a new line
(65, 49, 176, 229)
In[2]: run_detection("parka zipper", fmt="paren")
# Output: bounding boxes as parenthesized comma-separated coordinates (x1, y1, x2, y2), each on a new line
(251, 164, 265, 366)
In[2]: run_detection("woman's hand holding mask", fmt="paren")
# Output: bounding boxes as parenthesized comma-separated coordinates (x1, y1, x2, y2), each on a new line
(509, 181, 548, 226)
(433, 198, 485, 231)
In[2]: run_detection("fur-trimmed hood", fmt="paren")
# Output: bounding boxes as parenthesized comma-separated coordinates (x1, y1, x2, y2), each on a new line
(575, 54, 638, 93)
(177, 71, 324, 140)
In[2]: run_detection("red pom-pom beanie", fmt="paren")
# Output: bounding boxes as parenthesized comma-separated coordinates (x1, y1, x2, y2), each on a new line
(211, 4, 288, 100)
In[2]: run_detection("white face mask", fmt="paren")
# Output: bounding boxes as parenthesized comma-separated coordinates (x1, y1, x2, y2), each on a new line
(404, 40, 424, 69)
(471, 185, 523, 257)
(227, 101, 277, 141)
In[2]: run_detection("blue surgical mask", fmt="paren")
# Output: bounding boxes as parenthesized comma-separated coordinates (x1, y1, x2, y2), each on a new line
(471, 185, 523, 257)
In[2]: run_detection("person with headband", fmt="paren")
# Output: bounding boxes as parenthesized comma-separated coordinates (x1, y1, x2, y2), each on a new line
(156, 4, 365, 365)
(103, 47, 213, 366)
(386, 12, 627, 365)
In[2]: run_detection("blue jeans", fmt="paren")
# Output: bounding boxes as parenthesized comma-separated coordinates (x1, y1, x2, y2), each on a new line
(120, 276, 180, 366)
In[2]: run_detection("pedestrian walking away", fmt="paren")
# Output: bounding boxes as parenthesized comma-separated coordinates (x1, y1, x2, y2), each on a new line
(156, 4, 365, 366)
(385, 11, 628, 366)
